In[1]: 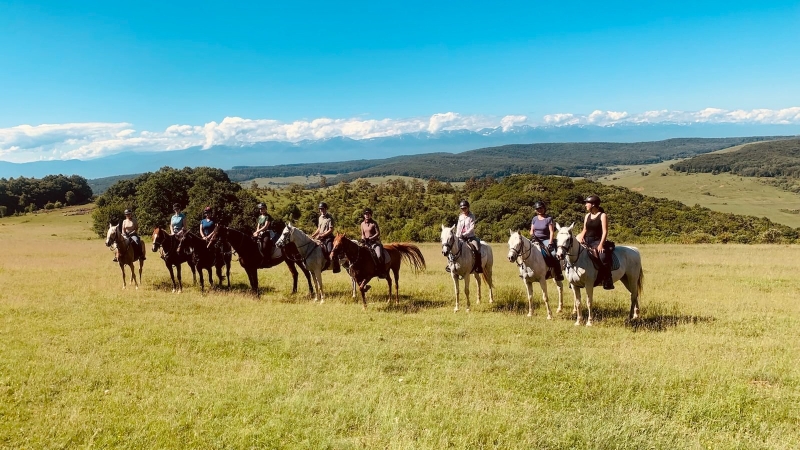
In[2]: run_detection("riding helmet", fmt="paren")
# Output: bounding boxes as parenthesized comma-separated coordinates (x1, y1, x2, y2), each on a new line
(204, 206, 212, 213)
(584, 195, 601, 206)
(459, 200, 470, 208)
(533, 201, 546, 210)
(363, 208, 373, 215)
(318, 202, 328, 210)
(173, 203, 181, 209)
(256, 203, 266, 209)
(123, 209, 132, 215)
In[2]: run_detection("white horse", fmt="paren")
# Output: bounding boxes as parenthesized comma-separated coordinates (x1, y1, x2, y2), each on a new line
(555, 223, 644, 326)
(275, 223, 330, 303)
(440, 225, 494, 312)
(105, 223, 144, 289)
(507, 230, 566, 319)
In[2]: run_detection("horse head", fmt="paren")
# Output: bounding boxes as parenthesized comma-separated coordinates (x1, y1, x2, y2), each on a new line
(275, 223, 293, 248)
(440, 224, 457, 256)
(555, 222, 575, 260)
(507, 229, 524, 262)
(151, 227, 164, 252)
(331, 233, 347, 260)
(105, 223, 119, 247)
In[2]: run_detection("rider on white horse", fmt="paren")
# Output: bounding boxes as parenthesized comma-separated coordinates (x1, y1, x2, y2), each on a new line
(311, 202, 341, 273)
(576, 195, 614, 290)
(446, 200, 482, 273)
(529, 200, 564, 281)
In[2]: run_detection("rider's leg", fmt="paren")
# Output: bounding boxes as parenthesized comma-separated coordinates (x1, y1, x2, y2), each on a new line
(470, 239, 482, 273)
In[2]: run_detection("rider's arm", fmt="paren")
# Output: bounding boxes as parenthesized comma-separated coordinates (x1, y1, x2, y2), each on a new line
(200, 222, 206, 238)
(599, 213, 608, 248)
(361, 222, 368, 241)
(548, 219, 555, 243)
(459, 215, 475, 237)
(576, 214, 589, 243)
(529, 217, 536, 237)
(373, 222, 380, 240)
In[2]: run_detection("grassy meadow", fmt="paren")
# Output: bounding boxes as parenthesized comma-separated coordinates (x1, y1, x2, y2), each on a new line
(1, 208, 799, 449)
(599, 160, 800, 229)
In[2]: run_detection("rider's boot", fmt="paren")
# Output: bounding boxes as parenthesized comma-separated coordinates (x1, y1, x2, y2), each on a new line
(602, 255, 614, 290)
(112, 250, 118, 263)
(332, 257, 341, 273)
(554, 264, 564, 282)
(474, 246, 482, 274)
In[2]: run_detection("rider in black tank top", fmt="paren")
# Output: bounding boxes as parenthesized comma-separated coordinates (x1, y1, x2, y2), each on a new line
(584, 212, 603, 247)
(576, 195, 614, 289)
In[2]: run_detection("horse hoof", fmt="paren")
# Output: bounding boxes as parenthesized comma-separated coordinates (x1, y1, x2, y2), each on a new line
(453, 308, 459, 313)
(547, 315, 552, 320)
(574, 321, 581, 326)
(586, 321, 593, 327)
(556, 307, 563, 313)
(527, 312, 532, 318)
(171, 289, 176, 293)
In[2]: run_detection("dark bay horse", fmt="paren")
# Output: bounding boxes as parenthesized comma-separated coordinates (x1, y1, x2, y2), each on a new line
(331, 233, 426, 309)
(151, 226, 197, 293)
(217, 224, 313, 297)
(177, 231, 232, 292)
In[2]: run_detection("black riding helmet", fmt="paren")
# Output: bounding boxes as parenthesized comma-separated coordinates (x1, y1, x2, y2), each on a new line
(257, 203, 266, 210)
(124, 209, 132, 215)
(173, 203, 181, 210)
(318, 202, 328, 210)
(459, 200, 470, 208)
(533, 201, 546, 210)
(363, 208, 373, 215)
(584, 195, 601, 206)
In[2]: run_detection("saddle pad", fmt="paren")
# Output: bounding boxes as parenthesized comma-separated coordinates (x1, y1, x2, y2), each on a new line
(589, 251, 621, 271)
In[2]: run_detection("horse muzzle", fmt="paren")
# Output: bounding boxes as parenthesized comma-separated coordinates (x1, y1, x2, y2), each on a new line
(507, 253, 515, 262)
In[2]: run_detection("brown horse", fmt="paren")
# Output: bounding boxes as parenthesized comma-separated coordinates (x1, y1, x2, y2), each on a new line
(331, 233, 426, 309)
(151, 226, 197, 293)
(106, 222, 145, 289)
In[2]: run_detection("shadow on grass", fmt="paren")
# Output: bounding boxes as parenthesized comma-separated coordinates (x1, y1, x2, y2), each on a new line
(564, 303, 714, 331)
(381, 295, 448, 314)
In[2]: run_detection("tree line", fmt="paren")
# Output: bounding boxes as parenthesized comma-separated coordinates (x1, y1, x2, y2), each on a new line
(0, 175, 93, 217)
(226, 137, 779, 184)
(671, 139, 800, 178)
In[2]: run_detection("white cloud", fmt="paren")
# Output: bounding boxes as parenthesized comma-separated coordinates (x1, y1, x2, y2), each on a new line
(2, 107, 800, 163)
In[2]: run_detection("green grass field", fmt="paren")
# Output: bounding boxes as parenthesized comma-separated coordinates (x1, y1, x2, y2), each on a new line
(1, 208, 799, 449)
(599, 151, 800, 229)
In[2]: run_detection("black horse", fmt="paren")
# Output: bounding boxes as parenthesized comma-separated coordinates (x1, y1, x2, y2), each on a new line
(177, 231, 232, 292)
(151, 226, 197, 293)
(217, 222, 313, 297)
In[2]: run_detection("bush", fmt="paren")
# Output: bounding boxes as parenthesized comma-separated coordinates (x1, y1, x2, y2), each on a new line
(44, 202, 56, 210)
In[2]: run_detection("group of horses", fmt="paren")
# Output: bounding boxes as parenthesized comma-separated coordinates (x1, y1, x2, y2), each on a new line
(439, 223, 643, 326)
(105, 219, 643, 326)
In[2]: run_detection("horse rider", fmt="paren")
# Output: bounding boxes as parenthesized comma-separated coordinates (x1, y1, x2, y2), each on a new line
(170, 203, 187, 238)
(311, 202, 341, 273)
(200, 206, 216, 243)
(576, 195, 614, 290)
(253, 203, 274, 261)
(360, 207, 385, 275)
(117, 209, 145, 262)
(451, 199, 481, 273)
(530, 200, 564, 281)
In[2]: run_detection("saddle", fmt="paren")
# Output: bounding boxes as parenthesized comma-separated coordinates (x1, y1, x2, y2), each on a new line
(586, 241, 618, 286)
(364, 243, 391, 277)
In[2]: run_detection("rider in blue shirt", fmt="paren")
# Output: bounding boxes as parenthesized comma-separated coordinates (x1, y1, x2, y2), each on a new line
(200, 206, 216, 241)
(170, 203, 187, 236)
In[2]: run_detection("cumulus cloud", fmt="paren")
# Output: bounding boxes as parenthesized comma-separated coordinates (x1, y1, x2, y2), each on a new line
(2, 107, 800, 163)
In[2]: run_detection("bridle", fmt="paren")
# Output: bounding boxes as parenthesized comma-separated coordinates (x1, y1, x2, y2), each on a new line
(276, 227, 318, 263)
(441, 232, 463, 261)
(508, 234, 533, 263)
(556, 231, 582, 263)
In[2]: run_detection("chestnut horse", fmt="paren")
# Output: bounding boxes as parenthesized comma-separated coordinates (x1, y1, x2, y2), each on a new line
(331, 233, 426, 309)
(151, 226, 196, 293)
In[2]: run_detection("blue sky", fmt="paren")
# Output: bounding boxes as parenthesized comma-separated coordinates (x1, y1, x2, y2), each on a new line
(1, 0, 799, 161)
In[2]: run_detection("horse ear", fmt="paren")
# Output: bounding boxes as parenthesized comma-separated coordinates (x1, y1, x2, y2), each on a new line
(441, 224, 446, 230)
(568, 222, 575, 231)
(555, 222, 561, 230)
(509, 229, 514, 236)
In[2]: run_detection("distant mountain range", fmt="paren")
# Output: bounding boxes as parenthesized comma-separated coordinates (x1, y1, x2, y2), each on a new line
(2, 123, 799, 180)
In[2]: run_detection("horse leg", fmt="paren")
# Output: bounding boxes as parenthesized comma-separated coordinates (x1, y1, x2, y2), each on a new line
(474, 272, 482, 305)
(120, 263, 127, 289)
(539, 278, 553, 320)
(573, 286, 583, 326)
(246, 267, 259, 297)
(463, 275, 471, 312)
(190, 262, 197, 285)
(198, 267, 206, 292)
(175, 264, 183, 293)
(523, 278, 534, 317)
(167, 264, 177, 292)
(555, 279, 564, 313)
(286, 261, 299, 294)
(452, 274, 461, 313)
(216, 263, 223, 287)
(392, 267, 400, 305)
(483, 267, 494, 304)
(585, 284, 595, 327)
(129, 262, 138, 289)
(621, 269, 642, 321)
(226, 259, 231, 288)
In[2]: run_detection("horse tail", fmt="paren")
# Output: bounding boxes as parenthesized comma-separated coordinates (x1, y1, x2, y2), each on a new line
(384, 243, 426, 272)
(637, 266, 644, 299)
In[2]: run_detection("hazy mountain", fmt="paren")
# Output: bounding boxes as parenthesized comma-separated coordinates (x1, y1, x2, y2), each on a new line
(1, 123, 798, 179)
